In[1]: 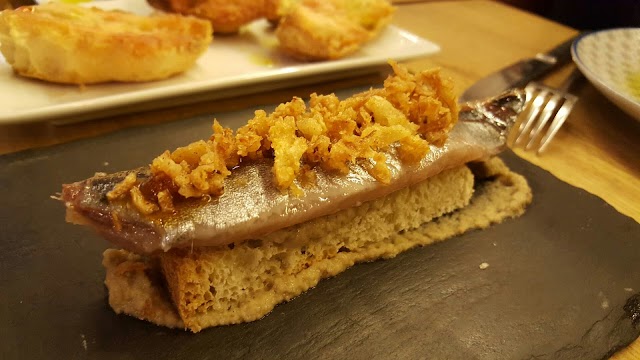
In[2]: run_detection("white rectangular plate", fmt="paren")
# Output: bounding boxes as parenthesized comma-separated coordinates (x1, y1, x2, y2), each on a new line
(0, 0, 440, 124)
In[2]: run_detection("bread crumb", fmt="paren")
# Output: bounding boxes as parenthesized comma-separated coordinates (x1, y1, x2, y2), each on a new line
(598, 291, 609, 309)
(625, 288, 634, 292)
(479, 262, 490, 270)
(80, 334, 87, 351)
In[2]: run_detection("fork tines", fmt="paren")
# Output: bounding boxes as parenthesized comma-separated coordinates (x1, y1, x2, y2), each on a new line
(511, 82, 578, 154)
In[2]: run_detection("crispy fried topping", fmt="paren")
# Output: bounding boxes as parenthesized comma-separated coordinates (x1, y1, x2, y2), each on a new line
(111, 212, 123, 232)
(109, 61, 458, 214)
(157, 190, 176, 213)
(107, 172, 137, 201)
(130, 186, 160, 215)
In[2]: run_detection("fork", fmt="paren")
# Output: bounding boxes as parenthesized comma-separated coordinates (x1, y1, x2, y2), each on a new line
(510, 68, 582, 154)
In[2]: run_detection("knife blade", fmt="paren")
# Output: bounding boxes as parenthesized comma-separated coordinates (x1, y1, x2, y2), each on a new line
(459, 34, 578, 103)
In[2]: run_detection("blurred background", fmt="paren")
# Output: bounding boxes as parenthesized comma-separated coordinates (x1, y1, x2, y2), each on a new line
(2, 0, 640, 29)
(500, 0, 640, 30)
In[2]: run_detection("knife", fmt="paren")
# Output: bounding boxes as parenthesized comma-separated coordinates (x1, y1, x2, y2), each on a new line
(459, 34, 578, 103)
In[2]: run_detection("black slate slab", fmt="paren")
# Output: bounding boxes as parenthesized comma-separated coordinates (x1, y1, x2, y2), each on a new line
(1, 97, 639, 360)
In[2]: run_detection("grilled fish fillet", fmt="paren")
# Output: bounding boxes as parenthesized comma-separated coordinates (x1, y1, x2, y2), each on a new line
(61, 88, 524, 254)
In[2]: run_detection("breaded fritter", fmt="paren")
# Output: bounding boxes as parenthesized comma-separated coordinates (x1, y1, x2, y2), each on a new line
(0, 3, 212, 84)
(148, 0, 266, 34)
(276, 0, 395, 60)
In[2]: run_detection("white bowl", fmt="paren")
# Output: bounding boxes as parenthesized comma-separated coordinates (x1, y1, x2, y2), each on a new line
(571, 28, 640, 122)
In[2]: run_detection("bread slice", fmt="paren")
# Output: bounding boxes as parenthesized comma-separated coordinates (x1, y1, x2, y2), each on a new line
(0, 3, 212, 84)
(103, 157, 532, 332)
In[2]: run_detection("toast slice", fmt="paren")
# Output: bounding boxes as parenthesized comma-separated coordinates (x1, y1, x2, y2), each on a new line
(103, 157, 532, 332)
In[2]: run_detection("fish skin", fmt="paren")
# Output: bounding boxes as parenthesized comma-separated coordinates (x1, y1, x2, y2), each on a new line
(61, 90, 525, 254)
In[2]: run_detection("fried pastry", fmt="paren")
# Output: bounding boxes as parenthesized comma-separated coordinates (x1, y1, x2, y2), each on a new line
(264, 0, 294, 23)
(276, 0, 395, 60)
(0, 3, 212, 84)
(144, 0, 394, 60)
(148, 0, 266, 34)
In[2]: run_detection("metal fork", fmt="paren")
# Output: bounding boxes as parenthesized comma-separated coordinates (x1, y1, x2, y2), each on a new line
(510, 68, 582, 154)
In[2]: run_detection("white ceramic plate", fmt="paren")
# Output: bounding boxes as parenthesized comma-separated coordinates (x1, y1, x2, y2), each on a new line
(0, 0, 439, 124)
(571, 28, 640, 121)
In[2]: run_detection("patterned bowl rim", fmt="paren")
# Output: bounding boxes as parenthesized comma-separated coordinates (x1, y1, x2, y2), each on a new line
(571, 28, 640, 106)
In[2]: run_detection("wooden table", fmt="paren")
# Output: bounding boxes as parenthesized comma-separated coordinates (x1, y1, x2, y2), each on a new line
(391, 3, 639, 359)
(0, 0, 638, 358)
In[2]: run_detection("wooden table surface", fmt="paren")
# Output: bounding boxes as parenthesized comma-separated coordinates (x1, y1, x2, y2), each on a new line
(0, 0, 638, 358)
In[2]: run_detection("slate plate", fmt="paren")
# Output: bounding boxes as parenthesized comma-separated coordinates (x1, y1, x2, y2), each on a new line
(1, 96, 639, 360)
